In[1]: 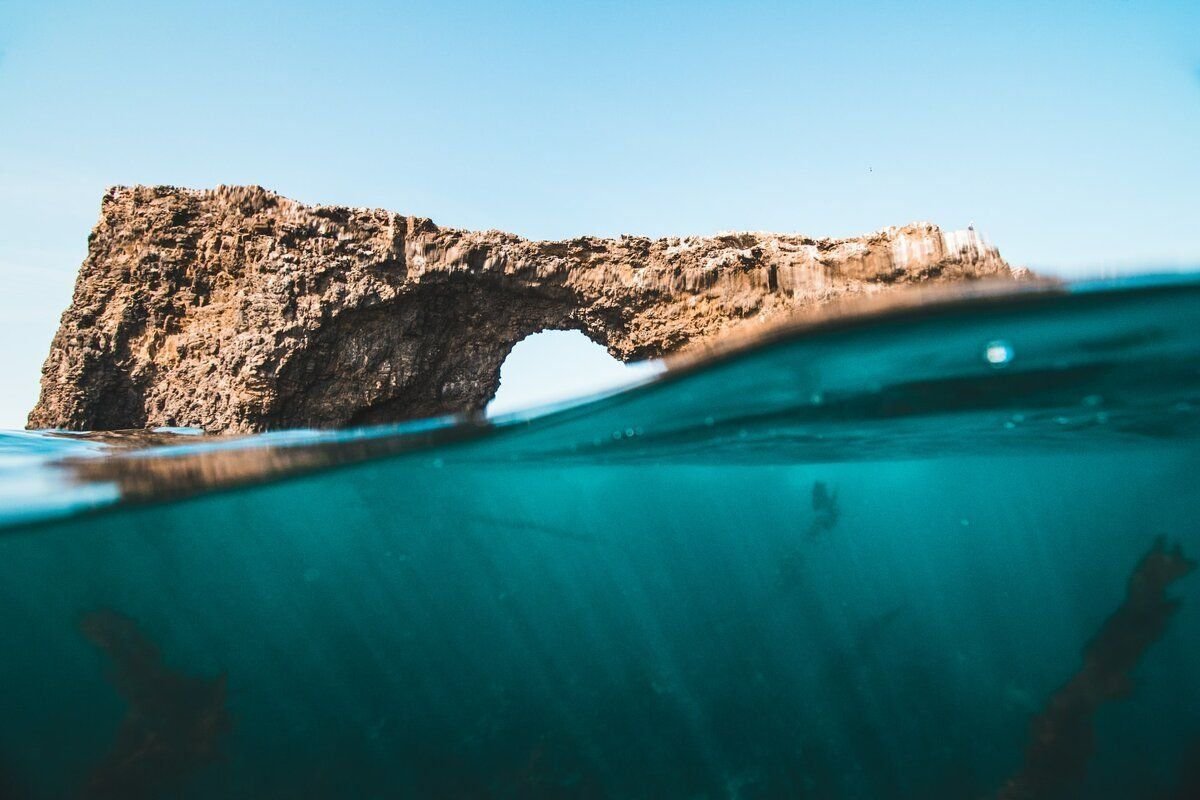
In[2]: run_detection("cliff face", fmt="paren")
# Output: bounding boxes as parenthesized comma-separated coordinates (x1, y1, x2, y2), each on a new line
(29, 185, 1024, 433)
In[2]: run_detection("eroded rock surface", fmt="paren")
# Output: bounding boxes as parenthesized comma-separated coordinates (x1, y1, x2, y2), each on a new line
(29, 186, 1025, 433)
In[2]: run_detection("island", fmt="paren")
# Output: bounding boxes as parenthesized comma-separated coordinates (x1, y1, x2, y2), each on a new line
(29, 185, 1025, 433)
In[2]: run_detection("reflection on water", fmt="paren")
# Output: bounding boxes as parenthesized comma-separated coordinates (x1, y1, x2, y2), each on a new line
(0, 275, 1197, 797)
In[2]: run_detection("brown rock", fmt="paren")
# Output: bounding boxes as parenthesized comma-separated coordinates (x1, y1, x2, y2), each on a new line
(28, 185, 1025, 433)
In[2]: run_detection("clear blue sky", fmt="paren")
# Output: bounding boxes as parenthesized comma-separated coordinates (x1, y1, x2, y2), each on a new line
(1, 0, 1197, 428)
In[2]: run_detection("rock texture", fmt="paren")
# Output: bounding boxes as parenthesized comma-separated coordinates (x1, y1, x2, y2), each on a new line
(29, 185, 1025, 433)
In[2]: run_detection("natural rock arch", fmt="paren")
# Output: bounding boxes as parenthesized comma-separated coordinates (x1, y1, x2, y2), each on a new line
(271, 276, 606, 428)
(28, 185, 1023, 433)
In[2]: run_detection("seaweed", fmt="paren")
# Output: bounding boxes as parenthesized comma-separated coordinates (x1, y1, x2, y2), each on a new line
(505, 733, 606, 799)
(808, 481, 839, 538)
(1157, 736, 1200, 800)
(996, 537, 1195, 800)
(78, 609, 232, 799)
(775, 481, 840, 592)
(774, 545, 807, 593)
(815, 605, 909, 796)
(0, 760, 22, 800)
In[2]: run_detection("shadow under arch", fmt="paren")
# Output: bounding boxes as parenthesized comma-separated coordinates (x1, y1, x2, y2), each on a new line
(270, 274, 621, 429)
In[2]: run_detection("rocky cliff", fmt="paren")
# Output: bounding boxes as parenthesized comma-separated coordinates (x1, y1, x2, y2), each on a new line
(29, 186, 1025, 433)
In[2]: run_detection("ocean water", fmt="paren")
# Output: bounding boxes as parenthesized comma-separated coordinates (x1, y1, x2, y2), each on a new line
(0, 277, 1198, 799)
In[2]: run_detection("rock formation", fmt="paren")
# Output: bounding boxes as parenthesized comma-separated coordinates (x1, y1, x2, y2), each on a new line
(29, 185, 1025, 433)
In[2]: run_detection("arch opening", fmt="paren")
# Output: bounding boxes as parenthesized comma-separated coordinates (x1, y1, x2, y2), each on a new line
(486, 330, 664, 418)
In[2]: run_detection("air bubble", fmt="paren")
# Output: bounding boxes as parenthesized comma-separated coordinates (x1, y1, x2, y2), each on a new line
(985, 340, 1013, 367)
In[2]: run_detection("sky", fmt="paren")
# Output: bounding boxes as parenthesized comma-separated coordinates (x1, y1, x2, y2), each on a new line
(0, 0, 1197, 428)
(486, 330, 663, 417)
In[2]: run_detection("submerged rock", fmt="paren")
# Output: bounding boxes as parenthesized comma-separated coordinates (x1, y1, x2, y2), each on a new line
(29, 185, 1025, 433)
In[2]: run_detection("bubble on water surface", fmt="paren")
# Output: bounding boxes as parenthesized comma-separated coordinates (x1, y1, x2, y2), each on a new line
(985, 340, 1014, 366)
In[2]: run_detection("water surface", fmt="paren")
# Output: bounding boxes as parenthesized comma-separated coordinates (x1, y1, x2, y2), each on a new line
(1, 276, 1198, 798)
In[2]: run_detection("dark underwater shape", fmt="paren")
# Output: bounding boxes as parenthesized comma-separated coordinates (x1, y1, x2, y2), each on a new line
(809, 481, 839, 537)
(997, 537, 1195, 800)
(0, 275, 1198, 797)
(78, 610, 231, 799)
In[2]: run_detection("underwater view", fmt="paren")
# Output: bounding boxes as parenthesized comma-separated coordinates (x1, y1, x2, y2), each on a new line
(0, 276, 1197, 798)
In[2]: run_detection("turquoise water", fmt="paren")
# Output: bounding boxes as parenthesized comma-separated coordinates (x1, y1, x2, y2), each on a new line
(1, 277, 1198, 798)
